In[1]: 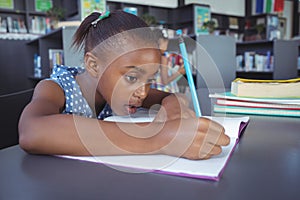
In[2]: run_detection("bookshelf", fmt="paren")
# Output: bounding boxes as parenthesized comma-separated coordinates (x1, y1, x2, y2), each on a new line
(0, 0, 78, 35)
(163, 4, 245, 38)
(243, 13, 280, 42)
(0, 0, 27, 34)
(26, 26, 82, 79)
(236, 40, 298, 80)
(107, 2, 202, 36)
(106, 2, 246, 40)
(211, 13, 244, 40)
(0, 0, 78, 149)
(168, 4, 211, 37)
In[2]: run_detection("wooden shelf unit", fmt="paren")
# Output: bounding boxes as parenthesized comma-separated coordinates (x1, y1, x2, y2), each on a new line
(236, 39, 298, 80)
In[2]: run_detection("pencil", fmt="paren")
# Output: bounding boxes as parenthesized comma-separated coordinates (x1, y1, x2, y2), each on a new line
(176, 29, 202, 117)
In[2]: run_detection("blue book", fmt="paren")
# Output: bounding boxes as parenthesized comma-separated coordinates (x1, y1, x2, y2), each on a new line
(213, 105, 300, 118)
(255, 0, 264, 14)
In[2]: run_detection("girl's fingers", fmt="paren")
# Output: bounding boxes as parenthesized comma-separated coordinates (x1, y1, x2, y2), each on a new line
(205, 129, 230, 147)
(199, 118, 230, 146)
(198, 142, 218, 158)
(208, 145, 222, 155)
(217, 133, 230, 146)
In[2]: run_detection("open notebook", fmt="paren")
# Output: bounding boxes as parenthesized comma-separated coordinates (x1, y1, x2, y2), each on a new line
(60, 113, 249, 181)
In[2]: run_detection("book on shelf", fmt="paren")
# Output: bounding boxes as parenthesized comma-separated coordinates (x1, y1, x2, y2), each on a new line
(231, 78, 300, 98)
(30, 16, 47, 34)
(6, 16, 13, 33)
(229, 17, 239, 29)
(236, 51, 273, 72)
(57, 108, 250, 181)
(33, 53, 41, 78)
(209, 92, 300, 118)
(0, 16, 7, 32)
(0, 16, 27, 33)
(244, 51, 255, 71)
(49, 49, 64, 72)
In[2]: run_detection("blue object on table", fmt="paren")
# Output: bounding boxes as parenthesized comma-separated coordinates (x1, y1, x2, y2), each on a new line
(176, 29, 202, 117)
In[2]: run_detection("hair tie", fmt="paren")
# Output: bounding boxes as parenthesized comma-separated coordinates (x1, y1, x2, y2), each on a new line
(91, 11, 111, 27)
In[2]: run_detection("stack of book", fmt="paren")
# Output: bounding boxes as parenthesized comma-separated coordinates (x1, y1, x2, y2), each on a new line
(209, 78, 300, 117)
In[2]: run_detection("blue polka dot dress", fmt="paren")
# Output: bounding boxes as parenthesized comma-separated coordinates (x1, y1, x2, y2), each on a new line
(48, 65, 112, 119)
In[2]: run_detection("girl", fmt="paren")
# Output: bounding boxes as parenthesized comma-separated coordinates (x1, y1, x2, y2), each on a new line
(18, 10, 229, 160)
(151, 28, 186, 93)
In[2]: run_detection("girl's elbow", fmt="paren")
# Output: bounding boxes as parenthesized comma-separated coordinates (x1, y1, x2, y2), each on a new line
(18, 123, 40, 154)
(19, 130, 37, 154)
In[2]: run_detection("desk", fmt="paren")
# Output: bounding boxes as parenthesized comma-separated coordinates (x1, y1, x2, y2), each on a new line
(0, 116, 300, 200)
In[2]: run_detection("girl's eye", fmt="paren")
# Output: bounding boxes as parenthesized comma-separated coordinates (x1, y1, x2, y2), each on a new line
(125, 75, 138, 83)
(147, 78, 156, 84)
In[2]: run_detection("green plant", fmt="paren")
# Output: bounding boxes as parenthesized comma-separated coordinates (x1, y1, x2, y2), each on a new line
(202, 20, 216, 34)
(141, 13, 157, 26)
(255, 23, 265, 34)
(46, 6, 65, 21)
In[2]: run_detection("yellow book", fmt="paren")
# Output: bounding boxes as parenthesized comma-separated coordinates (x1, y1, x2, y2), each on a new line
(231, 78, 300, 98)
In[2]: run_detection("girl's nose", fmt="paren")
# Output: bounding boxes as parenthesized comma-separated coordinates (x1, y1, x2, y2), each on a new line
(134, 84, 149, 99)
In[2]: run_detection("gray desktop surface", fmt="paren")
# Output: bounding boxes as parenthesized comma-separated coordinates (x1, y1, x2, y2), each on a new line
(0, 116, 300, 200)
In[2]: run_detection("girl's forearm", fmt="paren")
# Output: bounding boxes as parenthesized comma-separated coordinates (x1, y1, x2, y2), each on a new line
(19, 112, 175, 156)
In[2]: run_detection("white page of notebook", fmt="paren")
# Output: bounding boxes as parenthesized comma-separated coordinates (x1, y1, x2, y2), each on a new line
(59, 116, 249, 180)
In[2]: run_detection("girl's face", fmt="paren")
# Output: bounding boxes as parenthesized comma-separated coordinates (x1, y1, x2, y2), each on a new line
(97, 48, 160, 115)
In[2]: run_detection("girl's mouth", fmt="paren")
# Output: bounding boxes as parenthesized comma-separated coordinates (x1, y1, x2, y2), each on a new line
(124, 104, 139, 114)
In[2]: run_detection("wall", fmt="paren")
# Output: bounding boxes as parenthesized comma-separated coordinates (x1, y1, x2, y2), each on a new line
(107, 0, 178, 8)
(184, 0, 245, 16)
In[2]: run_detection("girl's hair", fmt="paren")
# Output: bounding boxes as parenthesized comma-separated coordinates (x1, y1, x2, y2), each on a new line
(72, 10, 157, 54)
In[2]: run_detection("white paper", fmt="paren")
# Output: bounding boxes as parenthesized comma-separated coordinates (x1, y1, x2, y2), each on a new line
(59, 116, 249, 180)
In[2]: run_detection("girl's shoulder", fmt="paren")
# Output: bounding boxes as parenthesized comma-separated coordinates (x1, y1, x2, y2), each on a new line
(47, 65, 84, 90)
(51, 65, 85, 77)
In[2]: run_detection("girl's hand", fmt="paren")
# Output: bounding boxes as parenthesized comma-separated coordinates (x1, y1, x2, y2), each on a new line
(154, 93, 195, 122)
(152, 93, 230, 160)
(159, 117, 230, 160)
(178, 65, 186, 75)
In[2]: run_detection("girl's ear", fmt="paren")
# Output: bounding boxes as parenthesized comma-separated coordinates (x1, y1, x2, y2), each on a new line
(85, 52, 100, 78)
